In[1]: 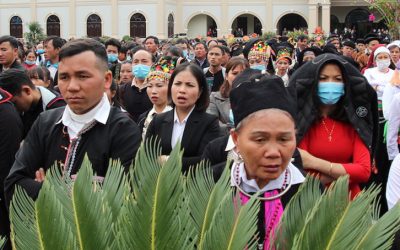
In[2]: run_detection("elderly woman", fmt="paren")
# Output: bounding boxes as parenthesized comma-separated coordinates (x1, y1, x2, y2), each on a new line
(227, 75, 305, 249)
(291, 53, 378, 200)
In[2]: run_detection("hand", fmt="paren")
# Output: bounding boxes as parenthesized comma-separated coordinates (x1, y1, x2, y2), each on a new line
(35, 168, 46, 183)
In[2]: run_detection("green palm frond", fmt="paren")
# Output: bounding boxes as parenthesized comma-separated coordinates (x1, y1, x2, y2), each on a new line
(10, 186, 40, 249)
(274, 176, 322, 249)
(0, 237, 5, 249)
(71, 158, 115, 249)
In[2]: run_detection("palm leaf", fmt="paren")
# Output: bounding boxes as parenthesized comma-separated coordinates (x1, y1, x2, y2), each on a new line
(354, 202, 400, 250)
(200, 191, 259, 250)
(197, 162, 232, 249)
(0, 237, 5, 249)
(294, 176, 350, 249)
(10, 186, 40, 249)
(273, 175, 322, 249)
(71, 157, 114, 249)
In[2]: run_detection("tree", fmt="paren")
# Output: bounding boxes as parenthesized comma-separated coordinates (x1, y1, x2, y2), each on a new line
(8, 139, 400, 249)
(365, 0, 400, 40)
(24, 21, 46, 46)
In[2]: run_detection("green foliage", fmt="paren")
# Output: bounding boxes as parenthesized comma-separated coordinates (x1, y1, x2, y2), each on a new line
(261, 31, 277, 41)
(121, 35, 133, 43)
(274, 176, 400, 250)
(24, 22, 46, 46)
(365, 0, 400, 39)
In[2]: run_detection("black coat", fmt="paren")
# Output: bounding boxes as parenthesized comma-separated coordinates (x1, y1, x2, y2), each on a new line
(289, 53, 379, 157)
(145, 109, 221, 172)
(0, 60, 24, 73)
(5, 106, 141, 204)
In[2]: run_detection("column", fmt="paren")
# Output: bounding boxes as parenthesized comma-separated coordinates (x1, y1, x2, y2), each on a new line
(221, 0, 229, 37)
(156, 0, 166, 38)
(265, 0, 273, 33)
(111, 0, 118, 38)
(321, 3, 331, 36)
(176, 0, 184, 35)
(30, 0, 37, 22)
(308, 2, 318, 35)
(69, 0, 76, 38)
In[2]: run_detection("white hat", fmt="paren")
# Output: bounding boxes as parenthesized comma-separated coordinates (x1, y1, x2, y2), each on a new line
(374, 46, 391, 60)
(387, 41, 400, 50)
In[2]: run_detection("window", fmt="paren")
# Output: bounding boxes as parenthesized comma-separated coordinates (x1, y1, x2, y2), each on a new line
(10, 16, 23, 38)
(87, 14, 102, 37)
(47, 15, 60, 37)
(130, 13, 146, 38)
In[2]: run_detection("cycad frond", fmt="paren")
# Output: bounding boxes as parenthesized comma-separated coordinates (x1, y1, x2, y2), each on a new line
(71, 158, 114, 249)
(0, 237, 5, 249)
(354, 202, 400, 250)
(10, 186, 40, 249)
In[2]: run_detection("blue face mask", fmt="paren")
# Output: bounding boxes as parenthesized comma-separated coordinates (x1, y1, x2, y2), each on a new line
(132, 64, 151, 79)
(182, 50, 188, 58)
(318, 82, 345, 105)
(25, 60, 36, 65)
(36, 49, 44, 55)
(107, 53, 118, 63)
(250, 64, 266, 71)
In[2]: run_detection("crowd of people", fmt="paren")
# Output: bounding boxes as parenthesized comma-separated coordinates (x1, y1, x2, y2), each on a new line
(0, 30, 400, 248)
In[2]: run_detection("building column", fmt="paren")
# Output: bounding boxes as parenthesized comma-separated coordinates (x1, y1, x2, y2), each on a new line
(176, 0, 184, 35)
(321, 3, 331, 35)
(308, 2, 318, 35)
(265, 0, 273, 33)
(111, 0, 118, 38)
(69, 0, 76, 38)
(156, 0, 166, 38)
(221, 0, 228, 37)
(30, 0, 37, 22)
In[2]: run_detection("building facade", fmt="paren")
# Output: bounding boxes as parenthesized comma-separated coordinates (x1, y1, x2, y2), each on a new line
(0, 0, 378, 39)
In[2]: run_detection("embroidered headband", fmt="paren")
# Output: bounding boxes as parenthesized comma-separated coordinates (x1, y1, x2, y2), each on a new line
(146, 56, 177, 83)
(248, 41, 271, 62)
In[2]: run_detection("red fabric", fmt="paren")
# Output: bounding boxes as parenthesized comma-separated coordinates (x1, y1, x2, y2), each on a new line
(23, 63, 36, 70)
(299, 117, 371, 199)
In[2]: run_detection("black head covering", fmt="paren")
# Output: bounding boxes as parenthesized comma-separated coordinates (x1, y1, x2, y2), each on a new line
(297, 46, 322, 66)
(364, 33, 381, 44)
(356, 38, 365, 44)
(342, 40, 356, 49)
(230, 75, 297, 126)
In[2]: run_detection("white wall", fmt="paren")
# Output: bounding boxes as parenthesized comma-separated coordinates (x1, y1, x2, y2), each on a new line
(0, 8, 31, 37)
(36, 7, 69, 38)
(187, 14, 207, 38)
(118, 3, 158, 37)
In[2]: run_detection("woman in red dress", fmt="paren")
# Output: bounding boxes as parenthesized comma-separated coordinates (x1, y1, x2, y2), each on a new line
(291, 53, 379, 199)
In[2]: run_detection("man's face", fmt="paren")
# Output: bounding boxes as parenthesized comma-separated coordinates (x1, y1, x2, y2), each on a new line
(368, 40, 380, 51)
(298, 39, 308, 49)
(342, 46, 354, 57)
(132, 50, 153, 66)
(357, 43, 366, 53)
(195, 44, 207, 59)
(207, 47, 223, 67)
(44, 40, 59, 61)
(0, 42, 18, 67)
(11, 86, 34, 112)
(176, 43, 188, 52)
(330, 39, 340, 50)
(58, 51, 112, 115)
(106, 45, 119, 55)
(144, 38, 158, 54)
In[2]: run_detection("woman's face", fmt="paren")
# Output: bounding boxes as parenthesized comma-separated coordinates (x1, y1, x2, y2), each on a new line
(120, 63, 133, 84)
(232, 110, 296, 187)
(375, 52, 390, 62)
(226, 65, 245, 85)
(276, 59, 290, 72)
(171, 70, 201, 111)
(389, 47, 400, 63)
(26, 52, 36, 62)
(248, 55, 264, 67)
(146, 79, 169, 107)
(319, 63, 343, 83)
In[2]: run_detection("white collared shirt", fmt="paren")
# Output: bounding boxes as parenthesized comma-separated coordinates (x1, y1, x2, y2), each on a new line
(230, 162, 305, 193)
(171, 106, 195, 148)
(59, 93, 111, 139)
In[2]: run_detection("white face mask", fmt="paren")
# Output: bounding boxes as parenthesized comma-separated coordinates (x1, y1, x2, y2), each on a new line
(376, 59, 391, 71)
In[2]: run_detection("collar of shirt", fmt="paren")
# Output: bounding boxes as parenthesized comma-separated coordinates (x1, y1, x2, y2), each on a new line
(148, 105, 173, 118)
(131, 78, 147, 90)
(37, 86, 57, 110)
(57, 93, 110, 138)
(196, 58, 206, 64)
(230, 162, 305, 193)
(46, 60, 59, 69)
(173, 106, 195, 125)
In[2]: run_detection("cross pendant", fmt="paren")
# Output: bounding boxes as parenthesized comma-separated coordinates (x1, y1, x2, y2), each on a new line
(328, 135, 332, 142)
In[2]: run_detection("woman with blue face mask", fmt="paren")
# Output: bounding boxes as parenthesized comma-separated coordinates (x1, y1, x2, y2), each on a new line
(23, 49, 37, 70)
(290, 53, 378, 200)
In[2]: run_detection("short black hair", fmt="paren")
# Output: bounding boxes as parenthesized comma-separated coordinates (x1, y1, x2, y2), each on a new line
(176, 38, 189, 46)
(44, 36, 66, 49)
(220, 45, 230, 55)
(120, 45, 129, 54)
(144, 36, 160, 45)
(167, 46, 182, 57)
(217, 39, 227, 46)
(168, 63, 209, 112)
(194, 42, 208, 52)
(59, 38, 108, 71)
(105, 38, 122, 53)
(0, 69, 35, 95)
(297, 35, 308, 41)
(0, 35, 18, 48)
(208, 45, 225, 55)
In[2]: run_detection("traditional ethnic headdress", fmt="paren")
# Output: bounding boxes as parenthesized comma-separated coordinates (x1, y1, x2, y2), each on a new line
(146, 56, 178, 83)
(275, 46, 294, 64)
(248, 41, 271, 62)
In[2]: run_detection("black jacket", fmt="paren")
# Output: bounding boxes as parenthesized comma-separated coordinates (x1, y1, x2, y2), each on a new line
(0, 60, 24, 73)
(145, 109, 221, 172)
(5, 106, 141, 204)
(289, 53, 379, 156)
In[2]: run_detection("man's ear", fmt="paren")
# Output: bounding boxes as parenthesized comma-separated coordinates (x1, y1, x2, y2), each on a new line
(21, 85, 32, 96)
(104, 70, 113, 90)
(230, 129, 239, 147)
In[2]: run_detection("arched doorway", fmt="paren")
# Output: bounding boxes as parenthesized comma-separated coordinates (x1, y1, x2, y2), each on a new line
(187, 14, 217, 38)
(168, 14, 174, 38)
(330, 15, 341, 33)
(47, 15, 60, 37)
(10, 16, 23, 38)
(130, 13, 146, 38)
(276, 13, 307, 35)
(345, 8, 370, 37)
(87, 14, 102, 37)
(231, 14, 262, 37)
